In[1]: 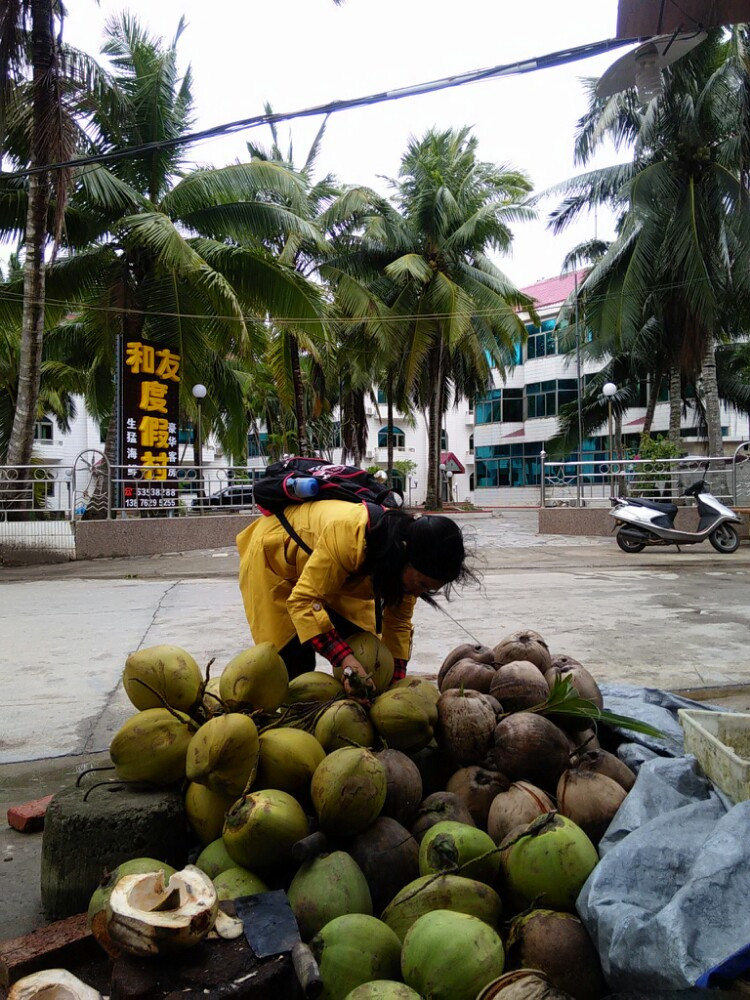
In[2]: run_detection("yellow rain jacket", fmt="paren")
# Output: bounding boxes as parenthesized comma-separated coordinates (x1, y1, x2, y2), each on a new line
(236, 500, 416, 659)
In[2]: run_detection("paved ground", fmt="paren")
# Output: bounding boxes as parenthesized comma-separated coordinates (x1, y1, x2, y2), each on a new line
(2, 509, 750, 938)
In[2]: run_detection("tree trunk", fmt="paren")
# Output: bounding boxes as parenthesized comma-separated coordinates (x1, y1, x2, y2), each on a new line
(642, 372, 660, 435)
(386, 375, 394, 489)
(425, 346, 443, 509)
(701, 339, 724, 458)
(668, 365, 682, 450)
(289, 335, 308, 456)
(5, 1, 55, 469)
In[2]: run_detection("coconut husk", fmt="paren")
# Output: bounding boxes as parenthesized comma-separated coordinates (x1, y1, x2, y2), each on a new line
(376, 749, 423, 826)
(445, 766, 510, 829)
(409, 743, 458, 798)
(493, 713, 571, 792)
(493, 629, 551, 673)
(576, 749, 636, 791)
(487, 781, 555, 845)
(490, 661, 549, 712)
(437, 689, 498, 766)
(544, 659, 603, 710)
(350, 816, 420, 914)
(556, 768, 627, 844)
(477, 969, 574, 999)
(438, 643, 496, 688)
(506, 909, 606, 1000)
(410, 791, 475, 844)
(439, 657, 497, 693)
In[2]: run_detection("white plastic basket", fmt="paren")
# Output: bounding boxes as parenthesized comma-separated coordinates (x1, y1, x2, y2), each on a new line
(678, 709, 750, 804)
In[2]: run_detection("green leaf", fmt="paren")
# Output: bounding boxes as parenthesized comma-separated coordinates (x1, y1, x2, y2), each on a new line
(530, 676, 666, 739)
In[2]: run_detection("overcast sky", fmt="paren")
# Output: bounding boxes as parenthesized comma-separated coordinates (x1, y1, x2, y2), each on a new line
(62, 0, 629, 289)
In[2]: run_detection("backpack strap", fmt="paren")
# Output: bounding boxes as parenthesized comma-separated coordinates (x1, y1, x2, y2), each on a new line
(276, 508, 313, 556)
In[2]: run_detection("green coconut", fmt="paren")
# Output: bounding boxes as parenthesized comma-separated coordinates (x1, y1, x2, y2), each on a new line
(390, 678, 441, 711)
(287, 671, 344, 703)
(110, 708, 194, 785)
(256, 728, 326, 797)
(288, 851, 373, 941)
(311, 914, 402, 1000)
(500, 813, 598, 913)
(222, 789, 309, 876)
(382, 873, 502, 943)
(122, 644, 203, 713)
(185, 782, 236, 845)
(88, 857, 176, 957)
(212, 866, 268, 901)
(311, 747, 387, 836)
(332, 632, 395, 694)
(194, 838, 236, 880)
(185, 713, 259, 798)
(419, 820, 500, 886)
(401, 909, 505, 1000)
(345, 984, 422, 1000)
(314, 700, 375, 752)
(219, 642, 289, 712)
(370, 689, 436, 753)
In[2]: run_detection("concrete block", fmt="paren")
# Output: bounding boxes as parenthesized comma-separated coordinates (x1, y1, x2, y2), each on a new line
(7, 795, 54, 833)
(41, 780, 188, 921)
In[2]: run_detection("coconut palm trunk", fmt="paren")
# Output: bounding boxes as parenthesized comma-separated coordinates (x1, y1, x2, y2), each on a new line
(701, 339, 723, 458)
(425, 344, 443, 510)
(668, 365, 682, 450)
(386, 375, 394, 488)
(289, 335, 308, 457)
(642, 373, 661, 435)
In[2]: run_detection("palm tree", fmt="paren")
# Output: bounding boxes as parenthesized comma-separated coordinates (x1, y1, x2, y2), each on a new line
(366, 127, 536, 507)
(547, 29, 750, 457)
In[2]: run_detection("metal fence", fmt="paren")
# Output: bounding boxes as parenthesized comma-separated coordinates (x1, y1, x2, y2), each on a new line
(540, 443, 750, 508)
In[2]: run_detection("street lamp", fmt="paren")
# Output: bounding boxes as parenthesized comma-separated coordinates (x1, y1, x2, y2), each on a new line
(602, 382, 617, 496)
(192, 384, 207, 506)
(446, 469, 454, 503)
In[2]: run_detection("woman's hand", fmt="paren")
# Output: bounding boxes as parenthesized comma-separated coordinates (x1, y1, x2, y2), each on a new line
(340, 655, 376, 704)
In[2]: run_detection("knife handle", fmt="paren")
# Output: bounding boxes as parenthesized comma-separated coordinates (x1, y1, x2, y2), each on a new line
(292, 831, 328, 862)
(292, 941, 323, 998)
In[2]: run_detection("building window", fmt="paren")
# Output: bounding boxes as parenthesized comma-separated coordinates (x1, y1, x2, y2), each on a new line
(378, 425, 405, 448)
(376, 388, 387, 405)
(467, 398, 474, 413)
(469, 473, 475, 490)
(526, 319, 557, 360)
(248, 432, 268, 458)
(469, 434, 474, 454)
(475, 388, 523, 424)
(525, 379, 578, 419)
(440, 429, 448, 450)
(33, 418, 53, 442)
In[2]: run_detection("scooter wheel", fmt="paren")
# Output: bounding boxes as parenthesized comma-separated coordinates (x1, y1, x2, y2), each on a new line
(616, 528, 646, 553)
(709, 524, 741, 554)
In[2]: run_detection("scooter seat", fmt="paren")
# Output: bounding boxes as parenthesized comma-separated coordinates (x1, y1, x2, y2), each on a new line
(627, 497, 678, 517)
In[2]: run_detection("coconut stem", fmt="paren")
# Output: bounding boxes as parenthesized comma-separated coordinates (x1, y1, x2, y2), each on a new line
(75, 764, 116, 787)
(131, 678, 200, 731)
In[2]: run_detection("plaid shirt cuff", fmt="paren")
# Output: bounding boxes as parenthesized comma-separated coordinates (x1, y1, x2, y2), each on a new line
(310, 629, 355, 669)
(393, 658, 408, 681)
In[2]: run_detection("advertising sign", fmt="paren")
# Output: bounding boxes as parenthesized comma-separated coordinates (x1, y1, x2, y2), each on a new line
(120, 339, 181, 510)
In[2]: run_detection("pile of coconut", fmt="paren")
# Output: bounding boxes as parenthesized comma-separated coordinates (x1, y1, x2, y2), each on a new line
(26, 630, 647, 1000)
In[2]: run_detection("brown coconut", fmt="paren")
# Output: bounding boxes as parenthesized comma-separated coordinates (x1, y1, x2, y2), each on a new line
(376, 749, 423, 827)
(438, 689, 497, 766)
(439, 657, 497, 694)
(350, 816, 420, 914)
(506, 909, 606, 1000)
(438, 643, 496, 688)
(490, 661, 549, 713)
(494, 629, 551, 673)
(493, 714, 571, 793)
(567, 727, 600, 755)
(487, 781, 555, 844)
(544, 659, 603, 710)
(576, 749, 636, 792)
(409, 743, 458, 798)
(478, 969, 574, 999)
(410, 791, 475, 844)
(445, 766, 510, 829)
(556, 769, 627, 844)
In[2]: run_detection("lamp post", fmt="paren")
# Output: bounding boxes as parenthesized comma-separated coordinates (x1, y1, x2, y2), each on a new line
(603, 382, 617, 497)
(446, 468, 454, 503)
(192, 383, 207, 507)
(439, 462, 446, 504)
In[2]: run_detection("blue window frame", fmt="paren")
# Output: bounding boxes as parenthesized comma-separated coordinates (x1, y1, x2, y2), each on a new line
(475, 388, 523, 424)
(526, 319, 557, 359)
(378, 425, 405, 448)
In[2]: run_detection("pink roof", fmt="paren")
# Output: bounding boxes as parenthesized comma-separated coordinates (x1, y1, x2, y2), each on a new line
(519, 268, 589, 309)
(501, 429, 525, 439)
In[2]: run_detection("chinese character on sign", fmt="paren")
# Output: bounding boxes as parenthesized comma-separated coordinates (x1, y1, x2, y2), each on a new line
(141, 451, 168, 480)
(125, 342, 155, 374)
(155, 349, 181, 382)
(138, 415, 170, 448)
(139, 381, 169, 414)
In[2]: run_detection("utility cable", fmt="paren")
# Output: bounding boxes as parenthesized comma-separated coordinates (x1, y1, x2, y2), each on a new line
(0, 35, 640, 182)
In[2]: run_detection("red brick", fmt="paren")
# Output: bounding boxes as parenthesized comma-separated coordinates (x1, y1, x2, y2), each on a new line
(0, 913, 92, 989)
(7, 795, 54, 833)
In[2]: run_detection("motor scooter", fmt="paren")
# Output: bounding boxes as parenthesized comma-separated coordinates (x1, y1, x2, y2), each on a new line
(609, 462, 742, 554)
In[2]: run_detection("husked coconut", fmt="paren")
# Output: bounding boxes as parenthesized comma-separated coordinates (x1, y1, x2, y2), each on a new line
(576, 749, 636, 791)
(8, 969, 102, 999)
(409, 743, 458, 798)
(494, 630, 551, 673)
(476, 969, 574, 999)
(102, 865, 218, 956)
(487, 782, 554, 845)
(439, 658, 497, 694)
(566, 727, 600, 754)
(490, 662, 549, 713)
(493, 714, 570, 792)
(556, 769, 627, 844)
(377, 749, 423, 826)
(438, 689, 497, 766)
(410, 792, 475, 844)
(445, 766, 509, 828)
(350, 816, 420, 913)
(506, 909, 605, 1000)
(544, 658, 603, 709)
(438, 643, 496, 688)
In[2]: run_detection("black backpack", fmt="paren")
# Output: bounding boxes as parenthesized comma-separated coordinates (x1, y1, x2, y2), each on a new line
(254, 457, 404, 556)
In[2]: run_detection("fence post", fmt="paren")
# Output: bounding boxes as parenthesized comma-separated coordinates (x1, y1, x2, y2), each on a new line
(540, 449, 546, 508)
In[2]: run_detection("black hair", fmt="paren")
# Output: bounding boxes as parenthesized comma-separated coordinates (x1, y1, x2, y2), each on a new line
(361, 509, 478, 607)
